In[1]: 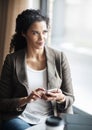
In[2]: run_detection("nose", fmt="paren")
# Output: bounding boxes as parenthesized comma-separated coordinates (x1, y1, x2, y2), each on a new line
(39, 33, 43, 40)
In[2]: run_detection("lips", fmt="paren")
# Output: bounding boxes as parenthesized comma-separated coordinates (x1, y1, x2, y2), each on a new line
(38, 41, 44, 45)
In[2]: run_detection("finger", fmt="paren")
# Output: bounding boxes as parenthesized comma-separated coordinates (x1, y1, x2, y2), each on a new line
(57, 88, 62, 93)
(46, 92, 57, 97)
(30, 99, 34, 102)
(36, 88, 45, 92)
(42, 94, 57, 101)
(32, 95, 38, 100)
(46, 96, 57, 101)
(32, 91, 41, 98)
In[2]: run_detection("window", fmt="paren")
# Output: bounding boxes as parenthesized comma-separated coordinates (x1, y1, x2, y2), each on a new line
(47, 0, 92, 115)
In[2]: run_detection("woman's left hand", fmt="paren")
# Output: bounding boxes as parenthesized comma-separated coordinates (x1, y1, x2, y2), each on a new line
(42, 88, 66, 103)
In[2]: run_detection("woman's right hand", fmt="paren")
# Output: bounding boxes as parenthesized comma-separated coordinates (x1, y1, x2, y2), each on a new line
(19, 88, 45, 107)
(27, 88, 45, 102)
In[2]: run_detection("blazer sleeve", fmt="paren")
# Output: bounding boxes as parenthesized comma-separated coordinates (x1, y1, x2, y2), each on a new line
(0, 54, 24, 113)
(56, 52, 75, 113)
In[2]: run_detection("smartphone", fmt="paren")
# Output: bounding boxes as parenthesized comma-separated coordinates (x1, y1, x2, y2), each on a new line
(45, 88, 58, 96)
(47, 88, 58, 92)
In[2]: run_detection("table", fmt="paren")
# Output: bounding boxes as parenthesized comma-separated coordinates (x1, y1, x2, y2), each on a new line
(25, 114, 92, 130)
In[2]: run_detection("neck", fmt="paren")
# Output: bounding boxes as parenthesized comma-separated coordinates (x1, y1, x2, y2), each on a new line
(26, 47, 45, 60)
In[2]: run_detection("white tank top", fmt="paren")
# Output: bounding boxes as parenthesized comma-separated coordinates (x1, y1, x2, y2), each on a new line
(19, 65, 53, 124)
(26, 65, 47, 93)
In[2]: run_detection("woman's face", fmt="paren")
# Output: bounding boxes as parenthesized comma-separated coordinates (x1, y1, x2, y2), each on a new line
(24, 21, 48, 49)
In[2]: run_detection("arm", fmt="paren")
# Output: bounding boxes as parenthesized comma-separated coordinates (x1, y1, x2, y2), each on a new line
(56, 52, 75, 113)
(0, 54, 26, 113)
(0, 55, 45, 113)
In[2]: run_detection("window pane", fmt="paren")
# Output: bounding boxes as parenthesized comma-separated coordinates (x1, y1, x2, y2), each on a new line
(48, 0, 92, 114)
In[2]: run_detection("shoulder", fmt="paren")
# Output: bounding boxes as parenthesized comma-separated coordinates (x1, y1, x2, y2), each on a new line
(3, 49, 25, 67)
(45, 45, 65, 58)
(45, 46, 69, 65)
(8, 49, 25, 57)
(5, 49, 25, 59)
(45, 45, 61, 53)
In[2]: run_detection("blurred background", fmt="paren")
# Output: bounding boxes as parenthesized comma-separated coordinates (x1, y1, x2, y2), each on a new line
(0, 0, 92, 115)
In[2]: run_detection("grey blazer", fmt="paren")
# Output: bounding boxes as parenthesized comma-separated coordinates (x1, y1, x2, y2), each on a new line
(0, 46, 74, 121)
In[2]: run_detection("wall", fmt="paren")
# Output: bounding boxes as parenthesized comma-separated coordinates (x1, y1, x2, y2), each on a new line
(0, 0, 29, 73)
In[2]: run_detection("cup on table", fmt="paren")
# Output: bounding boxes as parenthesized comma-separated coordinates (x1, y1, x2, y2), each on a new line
(45, 116, 65, 130)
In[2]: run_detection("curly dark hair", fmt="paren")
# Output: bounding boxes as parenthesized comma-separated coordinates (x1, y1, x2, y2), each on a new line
(9, 9, 49, 53)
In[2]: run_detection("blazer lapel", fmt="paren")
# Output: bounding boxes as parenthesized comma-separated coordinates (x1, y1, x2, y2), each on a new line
(15, 47, 62, 90)
(45, 46, 62, 90)
(15, 49, 28, 88)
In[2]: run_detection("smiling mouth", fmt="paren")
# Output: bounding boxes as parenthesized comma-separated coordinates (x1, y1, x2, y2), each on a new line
(38, 42, 44, 45)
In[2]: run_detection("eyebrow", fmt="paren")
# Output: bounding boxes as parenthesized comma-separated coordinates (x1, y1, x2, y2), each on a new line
(32, 30, 48, 33)
(32, 30, 39, 33)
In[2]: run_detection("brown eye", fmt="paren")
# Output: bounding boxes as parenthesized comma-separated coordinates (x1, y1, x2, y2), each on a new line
(32, 31, 39, 35)
(43, 30, 48, 35)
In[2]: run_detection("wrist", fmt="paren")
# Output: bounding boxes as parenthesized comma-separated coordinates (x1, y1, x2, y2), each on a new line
(56, 95, 66, 104)
(19, 97, 28, 107)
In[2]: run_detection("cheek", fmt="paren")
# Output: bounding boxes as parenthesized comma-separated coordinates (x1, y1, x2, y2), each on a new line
(28, 36, 37, 41)
(45, 35, 48, 39)
(42, 34, 48, 40)
(33, 37, 39, 41)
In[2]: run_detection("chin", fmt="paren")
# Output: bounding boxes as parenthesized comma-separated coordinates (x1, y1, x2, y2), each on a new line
(37, 44, 45, 49)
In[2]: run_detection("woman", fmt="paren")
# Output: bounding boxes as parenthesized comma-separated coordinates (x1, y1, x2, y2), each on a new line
(0, 9, 74, 130)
